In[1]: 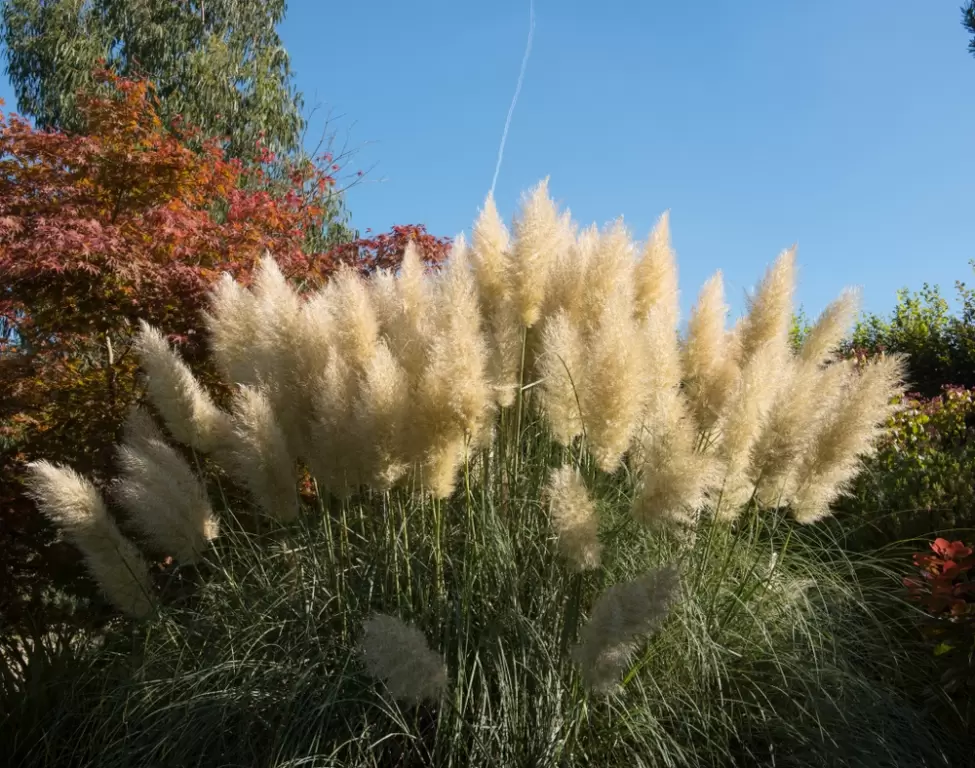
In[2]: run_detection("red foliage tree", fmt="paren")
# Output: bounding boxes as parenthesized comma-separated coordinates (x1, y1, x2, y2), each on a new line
(327, 224, 451, 274)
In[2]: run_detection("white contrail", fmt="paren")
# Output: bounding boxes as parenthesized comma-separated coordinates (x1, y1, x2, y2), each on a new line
(490, 0, 536, 198)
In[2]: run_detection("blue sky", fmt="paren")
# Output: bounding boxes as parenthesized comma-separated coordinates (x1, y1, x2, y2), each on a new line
(3, 0, 973, 318)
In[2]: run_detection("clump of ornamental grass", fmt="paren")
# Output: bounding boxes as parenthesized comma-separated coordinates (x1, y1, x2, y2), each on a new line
(12, 181, 951, 768)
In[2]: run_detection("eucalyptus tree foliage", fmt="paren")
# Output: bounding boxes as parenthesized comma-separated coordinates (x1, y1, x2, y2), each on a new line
(1, 0, 304, 156)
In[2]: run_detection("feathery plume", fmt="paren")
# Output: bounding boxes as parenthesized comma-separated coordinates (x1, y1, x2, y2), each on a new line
(738, 247, 796, 364)
(417, 302, 491, 443)
(791, 355, 905, 523)
(751, 358, 853, 506)
(579, 219, 635, 328)
(24, 461, 155, 618)
(133, 321, 232, 454)
(203, 273, 262, 386)
(545, 465, 602, 571)
(682, 271, 737, 431)
(509, 179, 564, 327)
(387, 242, 434, 384)
(799, 289, 860, 367)
(360, 614, 448, 705)
(544, 223, 597, 326)
(403, 238, 493, 497)
(249, 255, 312, 457)
(634, 212, 679, 327)
(113, 408, 219, 563)
(483, 301, 523, 408)
(537, 311, 585, 444)
(330, 266, 381, 374)
(471, 193, 512, 310)
(249, 254, 306, 382)
(714, 339, 790, 518)
(216, 386, 300, 522)
(355, 340, 411, 489)
(471, 198, 522, 406)
(573, 565, 681, 693)
(308, 350, 362, 495)
(632, 389, 717, 530)
(581, 297, 649, 471)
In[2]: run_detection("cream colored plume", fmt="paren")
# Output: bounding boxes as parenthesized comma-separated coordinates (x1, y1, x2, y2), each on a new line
(543, 223, 596, 326)
(714, 338, 790, 518)
(471, 193, 512, 311)
(750, 357, 853, 506)
(203, 273, 262, 386)
(682, 271, 737, 431)
(471, 197, 522, 406)
(634, 212, 679, 328)
(791, 355, 905, 523)
(112, 407, 219, 563)
(580, 297, 649, 471)
(216, 386, 300, 522)
(537, 310, 585, 445)
(632, 389, 717, 530)
(545, 465, 602, 571)
(353, 340, 411, 490)
(578, 220, 635, 329)
(799, 289, 860, 367)
(509, 179, 566, 327)
(329, 266, 381, 374)
(249, 255, 314, 459)
(24, 461, 155, 618)
(133, 321, 232, 454)
(738, 247, 796, 365)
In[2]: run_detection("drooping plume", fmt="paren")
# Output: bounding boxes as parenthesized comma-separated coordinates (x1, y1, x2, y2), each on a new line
(133, 321, 232, 454)
(545, 465, 602, 571)
(573, 565, 681, 693)
(790, 355, 905, 523)
(112, 407, 219, 563)
(24, 461, 155, 618)
(360, 614, 448, 705)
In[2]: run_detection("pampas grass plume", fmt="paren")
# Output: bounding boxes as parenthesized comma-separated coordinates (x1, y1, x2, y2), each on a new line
(573, 564, 681, 693)
(360, 614, 448, 705)
(634, 212, 679, 327)
(113, 408, 219, 563)
(791, 354, 905, 523)
(545, 465, 602, 571)
(510, 179, 564, 327)
(134, 321, 231, 454)
(739, 247, 796, 364)
(24, 460, 155, 618)
(538, 310, 585, 445)
(218, 386, 300, 522)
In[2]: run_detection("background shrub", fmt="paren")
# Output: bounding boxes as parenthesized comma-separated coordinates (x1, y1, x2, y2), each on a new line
(838, 386, 975, 548)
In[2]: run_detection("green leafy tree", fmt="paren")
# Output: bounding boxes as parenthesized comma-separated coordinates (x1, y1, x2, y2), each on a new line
(1, 0, 304, 156)
(850, 270, 975, 397)
(965, 2, 975, 56)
